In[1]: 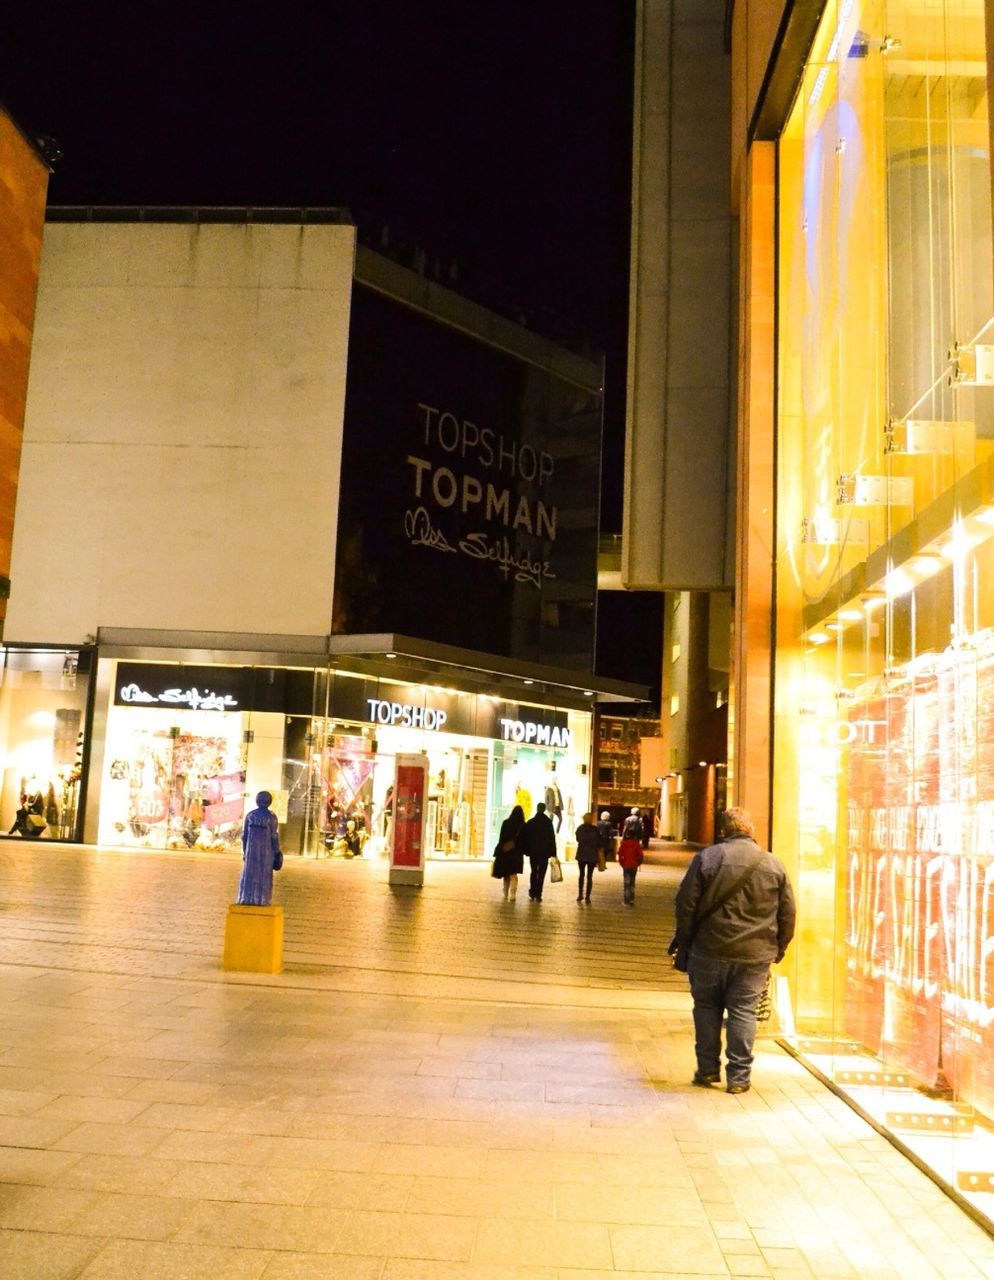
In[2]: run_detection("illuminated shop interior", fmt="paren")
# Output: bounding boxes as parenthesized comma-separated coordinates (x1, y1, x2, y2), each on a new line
(93, 659, 591, 862)
(774, 0, 994, 1220)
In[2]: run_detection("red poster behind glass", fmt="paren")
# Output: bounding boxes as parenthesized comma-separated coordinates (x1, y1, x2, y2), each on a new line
(390, 754, 428, 883)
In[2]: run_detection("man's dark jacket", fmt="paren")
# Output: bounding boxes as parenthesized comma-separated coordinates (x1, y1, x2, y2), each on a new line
(521, 810, 557, 861)
(673, 834, 795, 964)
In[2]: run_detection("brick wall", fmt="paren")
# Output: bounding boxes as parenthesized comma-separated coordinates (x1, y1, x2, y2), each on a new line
(0, 108, 48, 625)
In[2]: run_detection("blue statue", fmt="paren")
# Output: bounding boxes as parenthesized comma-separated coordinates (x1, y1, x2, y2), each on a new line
(236, 791, 284, 906)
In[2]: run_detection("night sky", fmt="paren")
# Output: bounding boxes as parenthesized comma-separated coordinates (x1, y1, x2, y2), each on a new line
(1, 0, 659, 700)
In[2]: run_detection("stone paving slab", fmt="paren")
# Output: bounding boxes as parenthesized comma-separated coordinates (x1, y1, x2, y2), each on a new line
(0, 842, 993, 1277)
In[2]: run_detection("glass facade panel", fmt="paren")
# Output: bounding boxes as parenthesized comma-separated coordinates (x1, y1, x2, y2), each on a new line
(776, 0, 994, 1219)
(0, 647, 91, 842)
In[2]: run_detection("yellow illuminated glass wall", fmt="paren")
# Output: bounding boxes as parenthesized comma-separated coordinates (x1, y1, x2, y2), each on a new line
(774, 0, 994, 1215)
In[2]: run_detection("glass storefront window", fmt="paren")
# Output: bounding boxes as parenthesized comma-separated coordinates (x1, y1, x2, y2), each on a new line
(0, 647, 91, 842)
(775, 0, 994, 1223)
(93, 659, 592, 864)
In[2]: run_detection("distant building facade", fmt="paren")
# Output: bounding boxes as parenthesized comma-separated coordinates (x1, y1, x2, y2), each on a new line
(2, 211, 642, 857)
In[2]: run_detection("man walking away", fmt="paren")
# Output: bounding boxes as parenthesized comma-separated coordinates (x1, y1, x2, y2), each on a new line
(621, 807, 643, 844)
(668, 807, 795, 1094)
(522, 801, 557, 901)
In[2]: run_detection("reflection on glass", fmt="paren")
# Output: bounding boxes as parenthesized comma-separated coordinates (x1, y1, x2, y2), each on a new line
(775, 0, 994, 1223)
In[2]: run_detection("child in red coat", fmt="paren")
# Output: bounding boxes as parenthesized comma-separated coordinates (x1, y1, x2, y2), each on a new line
(617, 831, 644, 904)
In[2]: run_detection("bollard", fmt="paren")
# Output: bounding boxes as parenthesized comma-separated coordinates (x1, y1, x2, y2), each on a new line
(222, 904, 284, 973)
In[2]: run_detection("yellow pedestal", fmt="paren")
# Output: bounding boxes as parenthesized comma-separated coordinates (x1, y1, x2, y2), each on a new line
(223, 904, 284, 974)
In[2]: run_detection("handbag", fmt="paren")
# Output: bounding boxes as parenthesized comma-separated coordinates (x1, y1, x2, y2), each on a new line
(549, 856, 563, 883)
(26, 813, 46, 831)
(273, 849, 284, 871)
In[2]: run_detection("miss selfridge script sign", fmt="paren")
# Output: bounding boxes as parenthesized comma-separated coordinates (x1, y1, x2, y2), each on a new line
(405, 403, 556, 588)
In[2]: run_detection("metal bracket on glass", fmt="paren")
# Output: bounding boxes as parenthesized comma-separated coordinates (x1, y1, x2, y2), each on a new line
(958, 1171, 994, 1193)
(837, 474, 914, 506)
(886, 1108, 974, 1135)
(801, 515, 868, 546)
(834, 1067, 913, 1087)
(949, 343, 994, 386)
(885, 418, 971, 456)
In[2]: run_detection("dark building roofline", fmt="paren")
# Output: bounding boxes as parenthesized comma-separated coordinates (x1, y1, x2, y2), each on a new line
(47, 204, 353, 224)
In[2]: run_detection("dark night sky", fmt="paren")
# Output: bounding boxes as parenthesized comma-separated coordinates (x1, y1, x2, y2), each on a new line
(1, 0, 659, 700)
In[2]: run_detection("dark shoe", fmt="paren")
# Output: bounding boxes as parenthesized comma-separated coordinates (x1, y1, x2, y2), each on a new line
(692, 1073, 720, 1087)
(584, 895, 591, 902)
(726, 1083, 750, 1094)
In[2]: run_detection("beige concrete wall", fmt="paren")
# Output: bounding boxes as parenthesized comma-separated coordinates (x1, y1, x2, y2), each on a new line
(0, 109, 49, 623)
(623, 0, 733, 592)
(7, 222, 355, 644)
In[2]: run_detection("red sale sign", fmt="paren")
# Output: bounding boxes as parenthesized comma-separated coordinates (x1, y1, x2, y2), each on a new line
(843, 640, 994, 1113)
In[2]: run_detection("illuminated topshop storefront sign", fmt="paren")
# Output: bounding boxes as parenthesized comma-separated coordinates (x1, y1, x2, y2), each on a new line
(366, 698, 448, 731)
(366, 697, 570, 747)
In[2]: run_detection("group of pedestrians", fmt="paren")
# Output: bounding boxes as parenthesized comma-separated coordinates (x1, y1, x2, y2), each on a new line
(493, 799, 796, 1097)
(493, 805, 648, 903)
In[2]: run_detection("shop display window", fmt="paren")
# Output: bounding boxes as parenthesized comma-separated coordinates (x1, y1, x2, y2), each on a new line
(96, 662, 593, 863)
(775, 0, 994, 1225)
(100, 707, 247, 850)
(0, 647, 91, 842)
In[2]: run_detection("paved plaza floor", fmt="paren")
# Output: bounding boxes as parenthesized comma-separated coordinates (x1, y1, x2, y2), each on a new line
(1, 840, 993, 1279)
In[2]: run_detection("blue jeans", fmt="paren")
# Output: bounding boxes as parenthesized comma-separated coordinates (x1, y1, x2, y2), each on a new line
(622, 867, 637, 901)
(687, 954, 770, 1086)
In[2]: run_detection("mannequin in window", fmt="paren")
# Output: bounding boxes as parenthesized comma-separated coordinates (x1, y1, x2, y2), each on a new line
(544, 780, 564, 832)
(9, 785, 45, 838)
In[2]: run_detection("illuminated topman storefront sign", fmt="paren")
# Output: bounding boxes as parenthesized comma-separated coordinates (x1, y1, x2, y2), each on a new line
(499, 717, 571, 748)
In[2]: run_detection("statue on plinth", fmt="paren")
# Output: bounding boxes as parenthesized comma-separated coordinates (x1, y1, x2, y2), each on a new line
(236, 791, 283, 906)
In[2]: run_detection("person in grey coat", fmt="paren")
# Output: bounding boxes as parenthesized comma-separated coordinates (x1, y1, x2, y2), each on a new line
(668, 806, 795, 1094)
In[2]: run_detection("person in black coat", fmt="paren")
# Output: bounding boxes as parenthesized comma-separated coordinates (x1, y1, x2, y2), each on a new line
(492, 804, 526, 900)
(522, 801, 557, 902)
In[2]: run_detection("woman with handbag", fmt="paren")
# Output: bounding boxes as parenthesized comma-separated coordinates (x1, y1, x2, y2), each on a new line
(492, 804, 525, 900)
(236, 790, 284, 906)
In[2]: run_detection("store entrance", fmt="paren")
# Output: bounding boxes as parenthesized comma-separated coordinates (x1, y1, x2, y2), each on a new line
(282, 718, 493, 861)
